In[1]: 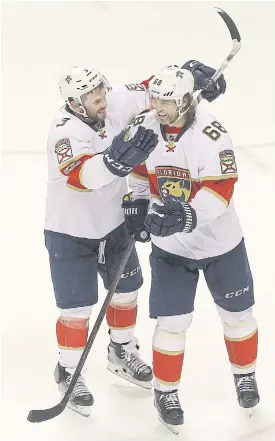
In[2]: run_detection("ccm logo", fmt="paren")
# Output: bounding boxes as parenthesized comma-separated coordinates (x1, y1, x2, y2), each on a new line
(104, 154, 131, 172)
(225, 286, 249, 299)
(121, 266, 141, 278)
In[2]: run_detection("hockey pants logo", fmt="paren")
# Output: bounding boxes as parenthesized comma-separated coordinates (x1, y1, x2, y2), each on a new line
(225, 286, 249, 299)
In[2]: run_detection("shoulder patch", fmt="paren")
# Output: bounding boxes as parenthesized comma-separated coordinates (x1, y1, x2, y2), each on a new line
(219, 149, 237, 174)
(55, 138, 73, 164)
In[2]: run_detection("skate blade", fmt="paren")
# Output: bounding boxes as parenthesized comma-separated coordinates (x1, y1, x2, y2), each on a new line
(241, 400, 259, 418)
(246, 407, 254, 418)
(59, 390, 92, 417)
(158, 415, 180, 435)
(107, 361, 152, 390)
(67, 401, 91, 417)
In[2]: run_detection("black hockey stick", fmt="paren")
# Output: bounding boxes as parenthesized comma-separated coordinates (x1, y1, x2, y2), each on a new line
(194, 7, 241, 106)
(27, 238, 135, 423)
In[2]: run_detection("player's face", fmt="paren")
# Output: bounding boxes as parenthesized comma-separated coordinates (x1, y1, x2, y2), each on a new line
(150, 97, 178, 125)
(83, 87, 107, 122)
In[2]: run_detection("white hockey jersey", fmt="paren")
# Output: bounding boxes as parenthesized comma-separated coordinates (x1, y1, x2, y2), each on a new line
(45, 84, 150, 239)
(129, 107, 243, 259)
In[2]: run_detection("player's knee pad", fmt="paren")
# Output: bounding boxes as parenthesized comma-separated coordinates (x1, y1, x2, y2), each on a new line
(59, 305, 93, 320)
(154, 313, 193, 352)
(216, 305, 257, 338)
(157, 313, 193, 334)
(110, 290, 138, 307)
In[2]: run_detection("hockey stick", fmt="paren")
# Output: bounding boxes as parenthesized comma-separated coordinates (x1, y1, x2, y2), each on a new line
(194, 7, 241, 107)
(27, 238, 136, 423)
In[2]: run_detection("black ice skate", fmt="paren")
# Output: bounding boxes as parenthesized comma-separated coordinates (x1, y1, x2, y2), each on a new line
(154, 389, 184, 435)
(54, 362, 94, 417)
(234, 372, 259, 416)
(107, 340, 153, 389)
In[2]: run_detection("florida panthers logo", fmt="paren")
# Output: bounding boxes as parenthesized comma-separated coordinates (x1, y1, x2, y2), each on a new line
(156, 166, 191, 202)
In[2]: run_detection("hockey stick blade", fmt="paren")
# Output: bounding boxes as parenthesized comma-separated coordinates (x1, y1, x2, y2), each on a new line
(211, 7, 242, 82)
(27, 239, 135, 423)
(27, 403, 64, 423)
(215, 7, 241, 43)
(195, 8, 241, 106)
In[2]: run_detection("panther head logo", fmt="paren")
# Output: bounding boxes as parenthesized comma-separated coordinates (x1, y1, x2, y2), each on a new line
(161, 180, 190, 201)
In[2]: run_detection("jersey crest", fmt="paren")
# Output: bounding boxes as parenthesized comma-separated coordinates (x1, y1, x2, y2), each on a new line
(156, 166, 192, 202)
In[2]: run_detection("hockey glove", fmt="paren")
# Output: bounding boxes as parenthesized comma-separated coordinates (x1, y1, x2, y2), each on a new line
(182, 60, 226, 102)
(122, 192, 150, 243)
(103, 126, 158, 177)
(145, 198, 197, 237)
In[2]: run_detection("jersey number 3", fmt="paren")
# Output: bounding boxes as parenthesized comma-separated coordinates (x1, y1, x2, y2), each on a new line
(56, 118, 70, 128)
(202, 121, 227, 141)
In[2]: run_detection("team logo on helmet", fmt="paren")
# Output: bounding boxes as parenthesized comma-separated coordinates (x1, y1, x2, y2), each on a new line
(156, 166, 192, 202)
(176, 70, 185, 78)
(65, 75, 72, 84)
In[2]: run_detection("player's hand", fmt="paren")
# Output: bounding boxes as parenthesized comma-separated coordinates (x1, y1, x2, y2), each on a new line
(145, 198, 197, 237)
(182, 60, 226, 102)
(122, 192, 150, 243)
(103, 126, 158, 177)
(131, 126, 158, 156)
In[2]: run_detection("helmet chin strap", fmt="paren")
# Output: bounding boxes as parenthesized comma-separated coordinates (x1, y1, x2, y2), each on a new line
(169, 103, 191, 126)
(70, 102, 102, 126)
(73, 106, 89, 119)
(153, 96, 192, 126)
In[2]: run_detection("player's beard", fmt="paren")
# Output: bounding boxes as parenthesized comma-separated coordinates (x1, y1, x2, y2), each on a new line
(85, 108, 106, 125)
(97, 109, 107, 120)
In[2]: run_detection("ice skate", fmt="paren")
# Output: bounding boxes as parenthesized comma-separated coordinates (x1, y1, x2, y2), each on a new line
(54, 362, 94, 417)
(234, 372, 259, 417)
(154, 389, 184, 435)
(107, 339, 153, 389)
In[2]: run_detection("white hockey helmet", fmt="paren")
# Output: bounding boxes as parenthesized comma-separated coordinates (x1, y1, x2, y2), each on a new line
(58, 65, 110, 111)
(149, 66, 194, 108)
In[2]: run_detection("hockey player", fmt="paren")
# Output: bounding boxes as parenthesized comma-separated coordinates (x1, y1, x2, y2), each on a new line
(44, 62, 226, 416)
(123, 66, 259, 432)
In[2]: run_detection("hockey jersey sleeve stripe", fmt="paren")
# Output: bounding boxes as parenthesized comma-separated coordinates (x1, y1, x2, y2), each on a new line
(131, 172, 149, 182)
(59, 153, 94, 191)
(131, 162, 149, 179)
(67, 183, 93, 192)
(58, 152, 93, 173)
(201, 177, 238, 206)
(203, 187, 230, 206)
(201, 173, 238, 181)
(189, 181, 201, 202)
